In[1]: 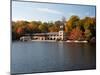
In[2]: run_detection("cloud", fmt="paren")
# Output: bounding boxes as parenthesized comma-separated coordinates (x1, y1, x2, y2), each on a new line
(69, 12, 90, 16)
(68, 12, 82, 17)
(36, 8, 63, 15)
(69, 13, 78, 16)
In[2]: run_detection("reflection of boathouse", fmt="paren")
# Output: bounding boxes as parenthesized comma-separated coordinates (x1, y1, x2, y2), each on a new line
(20, 24, 67, 41)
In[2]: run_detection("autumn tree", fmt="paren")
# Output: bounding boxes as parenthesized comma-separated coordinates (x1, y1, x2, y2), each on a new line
(81, 17, 96, 40)
(38, 22, 48, 32)
(12, 16, 96, 41)
(68, 27, 84, 40)
(66, 15, 80, 32)
(12, 21, 29, 40)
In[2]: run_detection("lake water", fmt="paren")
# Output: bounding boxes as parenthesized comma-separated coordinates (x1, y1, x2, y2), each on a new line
(11, 42, 96, 74)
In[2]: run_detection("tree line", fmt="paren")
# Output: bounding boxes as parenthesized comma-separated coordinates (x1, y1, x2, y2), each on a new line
(12, 15, 96, 42)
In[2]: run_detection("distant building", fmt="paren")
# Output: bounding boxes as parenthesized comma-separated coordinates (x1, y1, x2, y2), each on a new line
(20, 24, 67, 41)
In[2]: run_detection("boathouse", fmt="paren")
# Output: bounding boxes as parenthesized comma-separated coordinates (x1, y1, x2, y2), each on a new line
(20, 24, 67, 41)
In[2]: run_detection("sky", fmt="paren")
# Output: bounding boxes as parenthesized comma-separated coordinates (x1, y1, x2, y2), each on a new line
(12, 1, 96, 22)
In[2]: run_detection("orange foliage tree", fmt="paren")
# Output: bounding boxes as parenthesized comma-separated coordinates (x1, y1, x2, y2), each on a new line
(68, 27, 84, 40)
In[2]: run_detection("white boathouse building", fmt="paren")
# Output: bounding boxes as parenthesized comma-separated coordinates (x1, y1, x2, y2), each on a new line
(20, 24, 67, 41)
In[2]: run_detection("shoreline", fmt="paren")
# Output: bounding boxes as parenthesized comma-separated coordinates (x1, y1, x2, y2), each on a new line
(31, 40, 57, 42)
(19, 40, 88, 43)
(66, 40, 88, 43)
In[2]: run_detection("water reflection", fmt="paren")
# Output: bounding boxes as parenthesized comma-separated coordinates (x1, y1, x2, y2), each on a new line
(11, 42, 96, 74)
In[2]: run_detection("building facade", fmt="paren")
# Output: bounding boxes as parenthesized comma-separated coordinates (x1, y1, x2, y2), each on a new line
(20, 24, 67, 41)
